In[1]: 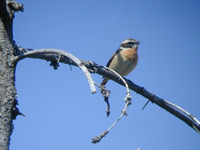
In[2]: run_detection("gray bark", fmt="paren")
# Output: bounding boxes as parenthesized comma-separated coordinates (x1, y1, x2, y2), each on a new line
(0, 0, 22, 149)
(0, 0, 199, 149)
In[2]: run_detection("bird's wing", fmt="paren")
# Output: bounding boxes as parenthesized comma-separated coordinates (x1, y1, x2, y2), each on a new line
(106, 48, 122, 67)
(101, 47, 122, 81)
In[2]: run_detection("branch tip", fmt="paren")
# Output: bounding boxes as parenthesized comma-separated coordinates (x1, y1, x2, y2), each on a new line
(7, 1, 24, 11)
(192, 125, 200, 134)
(7, 1, 24, 19)
(92, 131, 109, 144)
(142, 100, 151, 110)
(99, 85, 111, 117)
(92, 66, 133, 142)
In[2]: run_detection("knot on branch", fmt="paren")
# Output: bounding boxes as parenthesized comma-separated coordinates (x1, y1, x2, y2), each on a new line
(12, 99, 26, 119)
(49, 54, 61, 70)
(7, 1, 24, 19)
(83, 61, 99, 73)
(100, 85, 110, 100)
(125, 93, 132, 106)
(13, 45, 24, 55)
(50, 61, 59, 70)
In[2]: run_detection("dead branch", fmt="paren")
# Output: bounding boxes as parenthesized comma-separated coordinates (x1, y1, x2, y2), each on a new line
(12, 48, 96, 94)
(12, 48, 200, 135)
(92, 66, 132, 143)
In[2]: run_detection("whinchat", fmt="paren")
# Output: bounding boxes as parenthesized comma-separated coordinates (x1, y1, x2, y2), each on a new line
(101, 38, 140, 85)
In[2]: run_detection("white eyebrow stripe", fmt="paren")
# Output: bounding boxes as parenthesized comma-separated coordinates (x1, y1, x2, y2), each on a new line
(121, 39, 136, 44)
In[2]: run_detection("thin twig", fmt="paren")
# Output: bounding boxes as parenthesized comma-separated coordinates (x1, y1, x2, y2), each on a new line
(94, 65, 200, 133)
(95, 83, 111, 116)
(142, 100, 150, 110)
(104, 67, 131, 95)
(106, 94, 132, 132)
(92, 67, 132, 143)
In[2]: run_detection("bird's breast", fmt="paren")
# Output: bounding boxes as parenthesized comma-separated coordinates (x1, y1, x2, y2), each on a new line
(120, 47, 138, 62)
(109, 47, 138, 76)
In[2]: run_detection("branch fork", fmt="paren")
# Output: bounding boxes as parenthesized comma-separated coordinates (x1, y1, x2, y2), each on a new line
(13, 47, 200, 143)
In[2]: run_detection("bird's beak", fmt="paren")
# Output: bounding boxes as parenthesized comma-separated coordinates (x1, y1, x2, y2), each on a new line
(137, 41, 140, 45)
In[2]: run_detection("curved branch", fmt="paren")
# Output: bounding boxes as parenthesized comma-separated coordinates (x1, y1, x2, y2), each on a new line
(12, 49, 96, 94)
(13, 48, 200, 134)
(92, 66, 132, 143)
(105, 66, 131, 96)
(94, 66, 200, 133)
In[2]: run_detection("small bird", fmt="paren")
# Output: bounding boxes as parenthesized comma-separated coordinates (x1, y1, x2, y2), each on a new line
(101, 38, 140, 86)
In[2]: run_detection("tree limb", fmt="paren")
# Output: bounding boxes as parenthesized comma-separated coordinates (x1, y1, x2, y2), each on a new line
(12, 48, 200, 134)
(95, 66, 200, 133)
(12, 49, 96, 94)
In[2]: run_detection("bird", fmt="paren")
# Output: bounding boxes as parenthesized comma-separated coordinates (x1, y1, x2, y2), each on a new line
(101, 38, 140, 86)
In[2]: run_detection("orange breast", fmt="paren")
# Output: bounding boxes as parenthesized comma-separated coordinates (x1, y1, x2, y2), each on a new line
(108, 47, 138, 76)
(120, 47, 138, 62)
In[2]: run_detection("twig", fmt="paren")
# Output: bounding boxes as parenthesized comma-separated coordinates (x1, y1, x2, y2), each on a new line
(92, 67, 132, 143)
(142, 100, 150, 110)
(95, 83, 111, 116)
(104, 67, 131, 95)
(94, 65, 200, 133)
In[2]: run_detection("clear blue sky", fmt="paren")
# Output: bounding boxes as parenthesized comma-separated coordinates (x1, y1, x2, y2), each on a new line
(11, 0, 200, 150)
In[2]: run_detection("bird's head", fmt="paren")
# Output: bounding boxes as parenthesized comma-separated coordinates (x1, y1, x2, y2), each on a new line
(120, 38, 140, 49)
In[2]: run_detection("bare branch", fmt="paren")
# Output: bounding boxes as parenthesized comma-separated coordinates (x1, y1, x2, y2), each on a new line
(6, 1, 24, 19)
(12, 49, 96, 94)
(95, 83, 111, 116)
(0, 0, 23, 27)
(165, 100, 200, 133)
(91, 65, 200, 133)
(92, 67, 132, 143)
(13, 48, 200, 134)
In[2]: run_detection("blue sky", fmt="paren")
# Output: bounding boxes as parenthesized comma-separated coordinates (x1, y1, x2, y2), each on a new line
(11, 0, 199, 150)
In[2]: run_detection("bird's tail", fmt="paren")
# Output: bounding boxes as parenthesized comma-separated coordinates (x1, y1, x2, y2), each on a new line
(101, 77, 109, 86)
